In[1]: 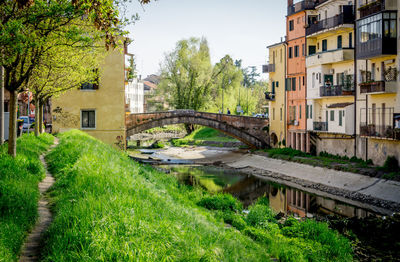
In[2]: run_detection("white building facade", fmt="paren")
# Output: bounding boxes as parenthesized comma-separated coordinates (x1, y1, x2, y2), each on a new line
(125, 78, 144, 113)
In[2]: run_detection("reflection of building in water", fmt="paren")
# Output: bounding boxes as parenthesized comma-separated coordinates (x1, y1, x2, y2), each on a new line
(279, 187, 373, 218)
(268, 186, 287, 214)
(224, 177, 270, 208)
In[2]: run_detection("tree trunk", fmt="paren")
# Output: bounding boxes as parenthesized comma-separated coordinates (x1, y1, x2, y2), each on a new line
(184, 123, 195, 134)
(8, 90, 18, 157)
(39, 100, 44, 134)
(34, 98, 40, 136)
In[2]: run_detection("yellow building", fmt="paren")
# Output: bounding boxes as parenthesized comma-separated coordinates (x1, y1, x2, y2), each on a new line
(52, 41, 128, 149)
(355, 0, 399, 165)
(305, 0, 357, 156)
(265, 40, 287, 147)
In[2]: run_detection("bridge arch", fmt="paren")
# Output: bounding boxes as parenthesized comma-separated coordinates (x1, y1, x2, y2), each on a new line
(126, 110, 270, 149)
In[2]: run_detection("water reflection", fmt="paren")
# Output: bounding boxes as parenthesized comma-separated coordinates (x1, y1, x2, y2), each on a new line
(164, 165, 379, 218)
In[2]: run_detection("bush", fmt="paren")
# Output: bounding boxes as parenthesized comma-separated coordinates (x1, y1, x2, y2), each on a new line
(246, 204, 276, 227)
(197, 194, 243, 212)
(150, 141, 165, 149)
(383, 156, 399, 172)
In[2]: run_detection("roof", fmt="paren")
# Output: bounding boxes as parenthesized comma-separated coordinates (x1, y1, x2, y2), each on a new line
(143, 81, 157, 90)
(327, 102, 354, 109)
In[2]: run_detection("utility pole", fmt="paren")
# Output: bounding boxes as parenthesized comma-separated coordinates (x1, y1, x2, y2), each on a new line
(0, 65, 4, 144)
(222, 76, 225, 114)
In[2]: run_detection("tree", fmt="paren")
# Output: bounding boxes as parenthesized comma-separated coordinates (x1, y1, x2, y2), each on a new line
(234, 59, 260, 87)
(160, 38, 235, 111)
(27, 26, 105, 136)
(0, 0, 151, 156)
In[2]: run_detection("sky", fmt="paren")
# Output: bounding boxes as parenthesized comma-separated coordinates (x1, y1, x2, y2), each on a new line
(125, 0, 286, 79)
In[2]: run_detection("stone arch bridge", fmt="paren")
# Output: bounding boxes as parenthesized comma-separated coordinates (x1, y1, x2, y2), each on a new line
(126, 110, 270, 148)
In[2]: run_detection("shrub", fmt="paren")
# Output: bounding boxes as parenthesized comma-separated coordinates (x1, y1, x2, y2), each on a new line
(197, 194, 243, 212)
(246, 204, 276, 227)
(383, 156, 399, 172)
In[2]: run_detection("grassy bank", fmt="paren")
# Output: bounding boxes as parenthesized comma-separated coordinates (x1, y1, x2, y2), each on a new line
(0, 133, 54, 261)
(42, 130, 269, 261)
(261, 148, 400, 181)
(197, 195, 353, 262)
(172, 127, 240, 147)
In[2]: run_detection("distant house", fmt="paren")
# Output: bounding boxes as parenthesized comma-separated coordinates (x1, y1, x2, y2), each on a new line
(125, 78, 144, 114)
(52, 39, 130, 149)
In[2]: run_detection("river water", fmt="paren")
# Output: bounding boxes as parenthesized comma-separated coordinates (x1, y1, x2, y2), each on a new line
(131, 147, 388, 218)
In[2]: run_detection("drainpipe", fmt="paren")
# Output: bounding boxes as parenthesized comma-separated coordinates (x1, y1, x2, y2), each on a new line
(0, 65, 4, 144)
(353, 0, 357, 157)
(284, 41, 287, 148)
(366, 94, 368, 161)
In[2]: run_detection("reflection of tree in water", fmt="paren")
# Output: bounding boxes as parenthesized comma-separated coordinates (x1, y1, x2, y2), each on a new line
(224, 176, 270, 208)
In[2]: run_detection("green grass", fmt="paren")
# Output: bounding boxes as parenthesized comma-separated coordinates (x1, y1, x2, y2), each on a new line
(0, 133, 54, 261)
(204, 198, 353, 262)
(41, 130, 269, 261)
(171, 127, 239, 147)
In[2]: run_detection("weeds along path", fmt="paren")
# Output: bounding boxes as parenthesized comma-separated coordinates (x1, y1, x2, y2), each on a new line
(19, 138, 59, 262)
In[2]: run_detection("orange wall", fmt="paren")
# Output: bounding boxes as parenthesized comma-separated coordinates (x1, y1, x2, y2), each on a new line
(287, 11, 307, 131)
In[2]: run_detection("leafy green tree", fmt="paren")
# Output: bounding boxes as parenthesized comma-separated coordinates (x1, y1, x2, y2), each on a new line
(27, 26, 105, 136)
(160, 37, 232, 111)
(0, 0, 150, 156)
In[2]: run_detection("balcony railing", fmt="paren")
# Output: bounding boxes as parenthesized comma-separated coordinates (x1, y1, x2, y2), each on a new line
(313, 122, 328, 131)
(358, 0, 397, 18)
(288, 0, 315, 16)
(360, 123, 400, 140)
(265, 92, 275, 101)
(306, 12, 354, 36)
(359, 80, 397, 94)
(320, 85, 355, 97)
(262, 64, 275, 73)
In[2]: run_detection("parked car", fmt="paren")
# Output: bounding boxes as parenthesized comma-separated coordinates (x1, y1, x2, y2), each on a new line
(253, 113, 268, 118)
(18, 116, 32, 132)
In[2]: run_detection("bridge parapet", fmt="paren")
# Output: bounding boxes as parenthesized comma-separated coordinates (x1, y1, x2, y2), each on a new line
(126, 110, 270, 148)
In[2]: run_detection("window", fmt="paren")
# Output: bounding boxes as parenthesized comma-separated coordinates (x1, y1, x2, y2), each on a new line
(309, 45, 316, 55)
(276, 81, 279, 87)
(299, 105, 302, 119)
(280, 108, 283, 121)
(81, 69, 99, 90)
(310, 105, 312, 118)
(272, 82, 276, 94)
(312, 73, 315, 88)
(349, 32, 353, 48)
(294, 45, 299, 57)
(273, 108, 275, 120)
(306, 105, 309, 119)
(339, 111, 343, 126)
(337, 35, 342, 49)
(302, 44, 305, 56)
(299, 77, 301, 90)
(330, 110, 335, 121)
(302, 76, 305, 86)
(322, 39, 327, 51)
(81, 110, 96, 129)
(289, 20, 294, 31)
(289, 47, 293, 58)
(292, 77, 296, 91)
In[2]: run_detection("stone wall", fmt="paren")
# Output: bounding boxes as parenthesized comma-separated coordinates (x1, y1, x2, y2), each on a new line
(316, 136, 355, 158)
(357, 137, 400, 166)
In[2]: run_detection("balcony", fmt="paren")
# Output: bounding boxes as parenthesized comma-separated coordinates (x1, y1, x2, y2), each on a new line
(306, 48, 354, 67)
(265, 92, 275, 101)
(358, 0, 397, 19)
(360, 107, 400, 140)
(320, 85, 355, 97)
(262, 64, 275, 73)
(288, 119, 299, 126)
(360, 124, 400, 140)
(306, 10, 354, 36)
(359, 68, 397, 94)
(288, 0, 315, 16)
(356, 37, 397, 59)
(313, 122, 328, 131)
